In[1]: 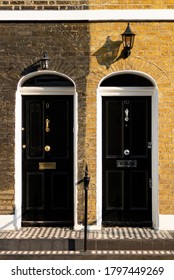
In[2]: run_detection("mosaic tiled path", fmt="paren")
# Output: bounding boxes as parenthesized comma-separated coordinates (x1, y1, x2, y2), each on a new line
(0, 227, 174, 259)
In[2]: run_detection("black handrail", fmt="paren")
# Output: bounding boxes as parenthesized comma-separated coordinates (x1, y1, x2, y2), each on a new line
(83, 164, 90, 251)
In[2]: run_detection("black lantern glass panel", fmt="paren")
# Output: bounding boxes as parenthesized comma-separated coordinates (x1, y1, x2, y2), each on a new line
(41, 52, 50, 70)
(121, 23, 135, 57)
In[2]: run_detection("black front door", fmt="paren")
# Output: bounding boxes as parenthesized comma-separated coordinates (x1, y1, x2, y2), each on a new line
(22, 95, 74, 226)
(102, 96, 152, 226)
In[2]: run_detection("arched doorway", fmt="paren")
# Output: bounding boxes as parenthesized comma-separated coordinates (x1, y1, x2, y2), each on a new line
(15, 71, 77, 228)
(97, 71, 158, 229)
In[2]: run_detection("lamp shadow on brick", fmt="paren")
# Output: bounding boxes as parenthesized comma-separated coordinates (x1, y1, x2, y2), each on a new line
(93, 36, 122, 69)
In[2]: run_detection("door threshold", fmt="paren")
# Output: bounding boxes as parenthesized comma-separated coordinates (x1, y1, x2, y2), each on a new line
(22, 221, 74, 227)
(102, 222, 153, 228)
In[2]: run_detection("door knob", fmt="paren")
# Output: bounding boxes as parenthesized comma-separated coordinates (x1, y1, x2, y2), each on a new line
(45, 145, 51, 152)
(124, 149, 130, 155)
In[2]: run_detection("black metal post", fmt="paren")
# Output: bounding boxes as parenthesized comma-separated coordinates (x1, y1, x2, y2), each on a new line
(83, 164, 90, 252)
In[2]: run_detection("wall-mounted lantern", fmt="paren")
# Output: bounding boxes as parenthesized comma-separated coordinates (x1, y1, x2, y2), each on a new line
(121, 23, 135, 58)
(40, 52, 50, 70)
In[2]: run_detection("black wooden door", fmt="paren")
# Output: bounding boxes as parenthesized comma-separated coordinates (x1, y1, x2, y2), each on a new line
(22, 95, 74, 226)
(102, 96, 152, 226)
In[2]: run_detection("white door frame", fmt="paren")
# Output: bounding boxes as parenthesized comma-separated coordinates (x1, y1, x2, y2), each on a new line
(15, 70, 78, 229)
(96, 70, 159, 229)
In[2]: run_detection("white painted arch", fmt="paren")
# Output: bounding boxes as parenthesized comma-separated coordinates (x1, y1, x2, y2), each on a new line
(14, 70, 78, 229)
(96, 70, 159, 229)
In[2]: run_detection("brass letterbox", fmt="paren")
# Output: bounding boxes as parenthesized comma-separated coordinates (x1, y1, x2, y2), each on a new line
(39, 162, 56, 170)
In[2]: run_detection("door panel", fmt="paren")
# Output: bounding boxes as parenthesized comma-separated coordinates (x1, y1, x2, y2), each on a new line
(50, 100, 70, 159)
(106, 171, 124, 210)
(102, 96, 152, 226)
(129, 171, 148, 209)
(27, 173, 44, 209)
(106, 100, 123, 157)
(130, 100, 148, 157)
(22, 95, 74, 226)
(28, 101, 44, 158)
(51, 172, 70, 209)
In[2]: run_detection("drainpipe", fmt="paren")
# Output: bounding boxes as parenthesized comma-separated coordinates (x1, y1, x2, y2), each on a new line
(83, 164, 90, 251)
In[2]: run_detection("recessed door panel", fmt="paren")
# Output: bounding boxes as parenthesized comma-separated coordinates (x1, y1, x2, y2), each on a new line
(105, 100, 123, 157)
(130, 171, 148, 209)
(102, 96, 152, 226)
(27, 101, 44, 158)
(51, 172, 69, 209)
(106, 171, 124, 210)
(130, 100, 148, 158)
(26, 173, 44, 209)
(22, 95, 74, 226)
(50, 100, 70, 159)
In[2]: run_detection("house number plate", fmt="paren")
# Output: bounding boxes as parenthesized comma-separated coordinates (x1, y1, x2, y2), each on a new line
(39, 162, 56, 170)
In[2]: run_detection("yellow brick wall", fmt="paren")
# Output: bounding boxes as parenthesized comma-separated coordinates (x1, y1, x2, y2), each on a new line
(85, 22, 174, 223)
(0, 1, 174, 224)
(0, 189, 14, 214)
(1, 21, 173, 222)
(0, 1, 173, 10)
(89, 0, 174, 9)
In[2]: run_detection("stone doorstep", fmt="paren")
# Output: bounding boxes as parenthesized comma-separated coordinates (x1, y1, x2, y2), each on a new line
(1, 227, 172, 240)
(1, 238, 174, 251)
(0, 228, 173, 254)
(0, 250, 174, 255)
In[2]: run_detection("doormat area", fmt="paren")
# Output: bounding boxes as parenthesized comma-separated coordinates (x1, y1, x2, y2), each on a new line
(0, 227, 173, 240)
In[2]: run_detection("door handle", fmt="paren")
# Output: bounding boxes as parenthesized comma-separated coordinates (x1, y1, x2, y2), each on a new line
(45, 118, 50, 132)
(125, 108, 129, 121)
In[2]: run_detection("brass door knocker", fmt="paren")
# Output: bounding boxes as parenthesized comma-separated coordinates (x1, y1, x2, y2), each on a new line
(45, 118, 50, 132)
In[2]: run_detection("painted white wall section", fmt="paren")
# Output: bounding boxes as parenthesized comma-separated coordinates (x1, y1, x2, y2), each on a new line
(0, 215, 16, 230)
(159, 215, 174, 230)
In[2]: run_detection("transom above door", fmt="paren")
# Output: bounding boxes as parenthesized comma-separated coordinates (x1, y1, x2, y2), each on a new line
(102, 96, 152, 226)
